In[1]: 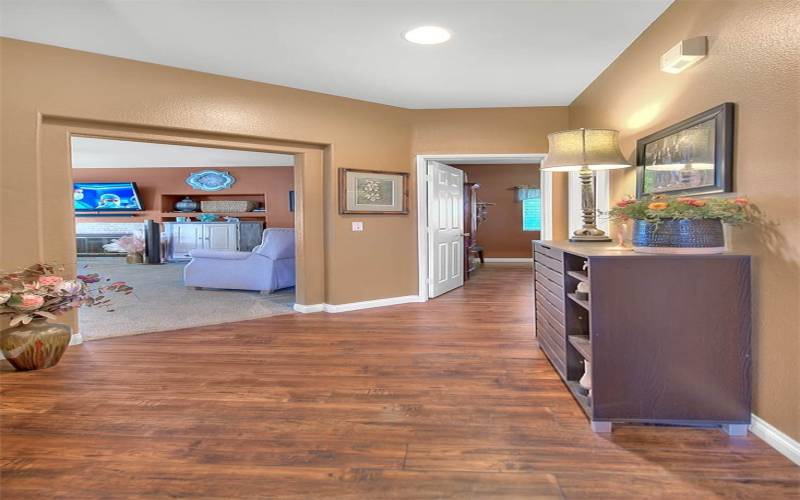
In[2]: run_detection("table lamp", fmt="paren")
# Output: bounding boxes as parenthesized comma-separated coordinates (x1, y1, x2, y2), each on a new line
(541, 128, 630, 242)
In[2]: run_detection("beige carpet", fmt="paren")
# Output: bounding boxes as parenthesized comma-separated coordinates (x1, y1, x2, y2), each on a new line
(77, 258, 294, 341)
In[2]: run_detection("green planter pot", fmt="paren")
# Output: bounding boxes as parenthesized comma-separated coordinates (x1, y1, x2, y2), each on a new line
(0, 319, 71, 371)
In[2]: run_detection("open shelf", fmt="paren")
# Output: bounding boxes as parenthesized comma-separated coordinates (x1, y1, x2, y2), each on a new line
(566, 380, 591, 416)
(567, 293, 590, 311)
(161, 212, 267, 219)
(569, 335, 591, 360)
(566, 270, 589, 283)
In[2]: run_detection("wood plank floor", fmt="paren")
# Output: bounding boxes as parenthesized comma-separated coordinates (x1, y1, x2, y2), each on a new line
(1, 264, 797, 498)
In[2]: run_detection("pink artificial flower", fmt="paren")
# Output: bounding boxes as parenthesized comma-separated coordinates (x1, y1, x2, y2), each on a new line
(14, 294, 44, 311)
(616, 198, 636, 208)
(54, 279, 83, 296)
(38, 275, 64, 286)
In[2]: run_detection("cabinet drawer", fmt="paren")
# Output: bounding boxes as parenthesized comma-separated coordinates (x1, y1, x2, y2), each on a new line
(537, 312, 566, 344)
(536, 318, 567, 348)
(534, 252, 563, 275)
(534, 262, 563, 285)
(534, 242, 563, 262)
(535, 285, 564, 314)
(538, 330, 566, 378)
(536, 291, 564, 326)
(536, 300, 566, 334)
(535, 273, 563, 298)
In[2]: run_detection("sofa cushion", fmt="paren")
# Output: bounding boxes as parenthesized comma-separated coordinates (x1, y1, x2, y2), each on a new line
(189, 249, 253, 260)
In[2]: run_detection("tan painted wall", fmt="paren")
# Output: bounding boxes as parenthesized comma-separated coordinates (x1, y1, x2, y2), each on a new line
(455, 164, 541, 258)
(569, 0, 800, 439)
(72, 166, 295, 227)
(411, 107, 571, 240)
(0, 38, 571, 311)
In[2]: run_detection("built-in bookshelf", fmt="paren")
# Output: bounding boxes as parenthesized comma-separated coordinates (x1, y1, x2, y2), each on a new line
(159, 193, 267, 221)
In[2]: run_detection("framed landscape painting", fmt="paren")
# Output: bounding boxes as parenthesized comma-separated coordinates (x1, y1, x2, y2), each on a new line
(339, 168, 408, 214)
(636, 102, 734, 197)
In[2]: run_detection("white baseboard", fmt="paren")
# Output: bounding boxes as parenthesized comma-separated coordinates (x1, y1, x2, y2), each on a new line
(324, 295, 425, 313)
(750, 413, 800, 465)
(483, 258, 533, 263)
(293, 303, 325, 313)
(293, 295, 425, 314)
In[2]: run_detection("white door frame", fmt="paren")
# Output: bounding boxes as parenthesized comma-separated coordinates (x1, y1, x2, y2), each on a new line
(416, 153, 548, 301)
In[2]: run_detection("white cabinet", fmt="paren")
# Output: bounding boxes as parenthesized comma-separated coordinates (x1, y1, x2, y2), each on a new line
(164, 223, 239, 261)
(205, 224, 238, 251)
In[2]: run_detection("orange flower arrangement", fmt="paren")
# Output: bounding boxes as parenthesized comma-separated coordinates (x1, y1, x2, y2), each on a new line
(610, 194, 752, 226)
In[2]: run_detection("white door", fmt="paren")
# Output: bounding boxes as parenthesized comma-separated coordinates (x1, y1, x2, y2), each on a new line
(171, 223, 203, 259)
(203, 224, 238, 251)
(427, 161, 464, 298)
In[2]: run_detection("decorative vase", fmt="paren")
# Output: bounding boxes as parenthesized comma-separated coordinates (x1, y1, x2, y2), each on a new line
(175, 197, 198, 212)
(632, 219, 725, 254)
(126, 252, 143, 264)
(0, 319, 72, 371)
(579, 360, 592, 397)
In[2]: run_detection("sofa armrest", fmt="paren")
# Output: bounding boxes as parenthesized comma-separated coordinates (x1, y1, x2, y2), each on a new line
(189, 249, 254, 260)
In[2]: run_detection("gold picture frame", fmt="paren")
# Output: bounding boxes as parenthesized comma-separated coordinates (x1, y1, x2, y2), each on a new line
(338, 168, 409, 215)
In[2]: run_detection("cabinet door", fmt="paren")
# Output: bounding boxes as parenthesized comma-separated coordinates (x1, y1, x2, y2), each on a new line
(203, 224, 238, 251)
(171, 224, 202, 259)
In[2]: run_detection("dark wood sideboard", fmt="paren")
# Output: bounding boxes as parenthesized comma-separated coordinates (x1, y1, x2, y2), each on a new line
(532, 240, 751, 434)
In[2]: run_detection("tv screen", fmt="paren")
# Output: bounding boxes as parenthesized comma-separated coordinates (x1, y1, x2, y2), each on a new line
(73, 182, 143, 211)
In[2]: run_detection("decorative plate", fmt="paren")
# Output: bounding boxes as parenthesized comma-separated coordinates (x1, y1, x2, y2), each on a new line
(186, 170, 236, 191)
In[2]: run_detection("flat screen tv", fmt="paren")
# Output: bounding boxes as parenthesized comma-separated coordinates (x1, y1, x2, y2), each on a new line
(73, 182, 143, 212)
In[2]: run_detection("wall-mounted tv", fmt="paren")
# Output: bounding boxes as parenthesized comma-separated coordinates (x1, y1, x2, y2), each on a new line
(73, 182, 143, 211)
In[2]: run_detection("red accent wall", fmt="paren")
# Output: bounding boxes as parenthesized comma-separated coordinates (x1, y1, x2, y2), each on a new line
(455, 164, 541, 258)
(72, 166, 294, 227)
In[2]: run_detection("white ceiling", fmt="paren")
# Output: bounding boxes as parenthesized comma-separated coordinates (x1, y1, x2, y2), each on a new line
(0, 1, 672, 108)
(71, 137, 295, 168)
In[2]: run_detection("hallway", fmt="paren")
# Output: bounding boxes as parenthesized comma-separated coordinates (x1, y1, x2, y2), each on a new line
(1, 264, 796, 498)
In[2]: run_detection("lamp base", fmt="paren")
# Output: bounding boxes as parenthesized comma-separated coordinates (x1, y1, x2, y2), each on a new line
(570, 235, 612, 242)
(570, 226, 612, 243)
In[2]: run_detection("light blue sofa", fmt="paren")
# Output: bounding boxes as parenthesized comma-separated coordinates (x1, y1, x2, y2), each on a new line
(184, 228, 295, 293)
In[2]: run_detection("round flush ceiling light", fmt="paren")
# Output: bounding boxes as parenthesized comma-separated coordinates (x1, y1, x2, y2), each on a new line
(403, 26, 451, 45)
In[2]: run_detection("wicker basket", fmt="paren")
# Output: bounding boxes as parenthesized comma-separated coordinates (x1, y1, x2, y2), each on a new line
(200, 200, 257, 213)
(632, 219, 725, 254)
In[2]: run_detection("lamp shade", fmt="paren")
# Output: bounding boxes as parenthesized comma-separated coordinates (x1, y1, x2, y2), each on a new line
(541, 128, 630, 172)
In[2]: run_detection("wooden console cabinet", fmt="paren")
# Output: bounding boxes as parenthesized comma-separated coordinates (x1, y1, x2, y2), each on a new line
(533, 240, 751, 434)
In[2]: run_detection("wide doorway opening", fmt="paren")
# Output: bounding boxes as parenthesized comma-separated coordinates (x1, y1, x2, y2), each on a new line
(71, 136, 298, 340)
(416, 154, 549, 300)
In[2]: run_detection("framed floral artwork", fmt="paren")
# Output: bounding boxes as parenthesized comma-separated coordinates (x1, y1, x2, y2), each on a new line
(338, 168, 408, 214)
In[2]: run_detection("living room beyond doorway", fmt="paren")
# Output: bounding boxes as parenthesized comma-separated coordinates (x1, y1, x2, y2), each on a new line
(71, 137, 298, 340)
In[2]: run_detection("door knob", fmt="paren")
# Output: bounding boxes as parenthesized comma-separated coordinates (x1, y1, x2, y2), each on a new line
(462, 233, 471, 237)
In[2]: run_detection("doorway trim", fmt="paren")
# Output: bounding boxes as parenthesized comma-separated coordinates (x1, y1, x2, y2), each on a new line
(36, 115, 327, 343)
(415, 153, 548, 301)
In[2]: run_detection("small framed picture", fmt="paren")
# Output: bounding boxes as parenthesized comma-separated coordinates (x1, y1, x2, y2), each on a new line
(636, 102, 734, 197)
(338, 168, 408, 214)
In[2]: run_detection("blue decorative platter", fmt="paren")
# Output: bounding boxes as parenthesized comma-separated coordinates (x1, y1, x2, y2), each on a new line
(186, 170, 236, 191)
